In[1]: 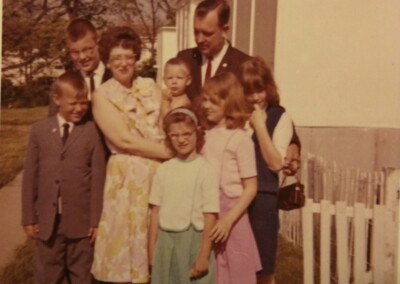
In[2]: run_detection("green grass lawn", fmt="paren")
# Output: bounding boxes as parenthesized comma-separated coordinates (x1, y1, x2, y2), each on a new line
(276, 236, 304, 283)
(0, 107, 48, 188)
(1, 107, 48, 125)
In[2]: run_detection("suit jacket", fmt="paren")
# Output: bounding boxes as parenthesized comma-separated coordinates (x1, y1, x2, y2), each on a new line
(21, 116, 107, 241)
(48, 68, 113, 117)
(177, 44, 251, 101)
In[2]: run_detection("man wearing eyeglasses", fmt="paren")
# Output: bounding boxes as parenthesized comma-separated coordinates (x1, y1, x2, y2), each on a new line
(48, 19, 112, 117)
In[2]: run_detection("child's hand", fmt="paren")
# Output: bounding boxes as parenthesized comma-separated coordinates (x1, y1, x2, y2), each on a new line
(161, 88, 172, 101)
(249, 104, 267, 129)
(210, 216, 233, 243)
(189, 255, 209, 279)
(23, 224, 38, 240)
(88, 227, 97, 244)
(283, 144, 301, 176)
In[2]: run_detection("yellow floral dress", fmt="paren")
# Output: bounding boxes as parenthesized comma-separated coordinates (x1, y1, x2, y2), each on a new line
(91, 77, 163, 283)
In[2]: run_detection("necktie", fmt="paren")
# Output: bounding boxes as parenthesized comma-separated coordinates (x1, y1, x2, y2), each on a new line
(62, 123, 70, 145)
(89, 72, 95, 94)
(205, 57, 213, 82)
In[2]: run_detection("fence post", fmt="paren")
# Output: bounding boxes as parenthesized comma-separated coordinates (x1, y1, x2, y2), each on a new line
(320, 200, 331, 284)
(372, 204, 385, 283)
(353, 203, 367, 284)
(303, 198, 314, 284)
(336, 201, 349, 284)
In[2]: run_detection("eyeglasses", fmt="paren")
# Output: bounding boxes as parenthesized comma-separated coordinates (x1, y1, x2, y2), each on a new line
(168, 130, 195, 141)
(110, 55, 136, 65)
(69, 46, 96, 58)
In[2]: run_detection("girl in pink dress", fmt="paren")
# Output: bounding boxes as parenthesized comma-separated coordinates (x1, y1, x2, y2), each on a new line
(199, 72, 262, 284)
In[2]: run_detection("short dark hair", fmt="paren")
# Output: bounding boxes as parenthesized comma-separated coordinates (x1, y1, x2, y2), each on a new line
(51, 71, 88, 99)
(164, 57, 191, 75)
(195, 0, 230, 27)
(99, 26, 142, 63)
(163, 108, 205, 155)
(66, 18, 97, 42)
(238, 57, 280, 106)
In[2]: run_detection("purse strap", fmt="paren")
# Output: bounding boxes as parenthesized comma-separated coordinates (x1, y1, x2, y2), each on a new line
(280, 173, 301, 188)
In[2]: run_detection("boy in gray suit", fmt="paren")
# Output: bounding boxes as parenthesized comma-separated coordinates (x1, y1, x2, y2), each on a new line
(22, 71, 106, 284)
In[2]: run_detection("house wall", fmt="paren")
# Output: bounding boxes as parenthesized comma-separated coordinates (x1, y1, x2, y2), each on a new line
(232, 0, 277, 68)
(156, 27, 178, 85)
(297, 127, 400, 171)
(273, 0, 400, 169)
(274, 0, 400, 128)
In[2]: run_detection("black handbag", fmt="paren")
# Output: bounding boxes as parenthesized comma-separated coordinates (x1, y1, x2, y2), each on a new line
(278, 175, 305, 211)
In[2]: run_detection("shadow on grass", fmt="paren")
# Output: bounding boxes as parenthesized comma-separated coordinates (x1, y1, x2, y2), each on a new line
(276, 235, 304, 284)
(0, 239, 35, 284)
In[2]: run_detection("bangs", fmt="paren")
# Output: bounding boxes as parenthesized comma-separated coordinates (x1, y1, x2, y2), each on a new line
(242, 72, 265, 95)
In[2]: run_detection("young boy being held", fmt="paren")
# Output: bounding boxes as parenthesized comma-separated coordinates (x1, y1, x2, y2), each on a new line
(21, 71, 107, 284)
(160, 57, 192, 120)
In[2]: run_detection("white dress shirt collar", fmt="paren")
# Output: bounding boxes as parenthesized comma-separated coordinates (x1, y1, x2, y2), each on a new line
(82, 61, 106, 100)
(201, 40, 229, 85)
(57, 114, 74, 136)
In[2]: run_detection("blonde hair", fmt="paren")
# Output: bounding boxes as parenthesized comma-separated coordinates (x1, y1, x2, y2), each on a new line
(199, 72, 251, 129)
(51, 71, 88, 99)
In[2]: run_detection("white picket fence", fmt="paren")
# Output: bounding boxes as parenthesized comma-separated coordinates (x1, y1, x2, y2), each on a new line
(279, 155, 400, 283)
(301, 199, 400, 284)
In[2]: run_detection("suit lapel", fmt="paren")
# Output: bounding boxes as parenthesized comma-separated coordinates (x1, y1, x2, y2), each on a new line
(215, 45, 233, 76)
(191, 48, 203, 95)
(49, 116, 63, 147)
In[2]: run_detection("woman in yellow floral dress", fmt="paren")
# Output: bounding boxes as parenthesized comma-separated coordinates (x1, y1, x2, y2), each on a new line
(91, 26, 171, 284)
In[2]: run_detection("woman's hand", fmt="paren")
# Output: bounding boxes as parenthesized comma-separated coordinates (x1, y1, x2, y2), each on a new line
(250, 104, 267, 129)
(209, 215, 234, 243)
(283, 144, 301, 176)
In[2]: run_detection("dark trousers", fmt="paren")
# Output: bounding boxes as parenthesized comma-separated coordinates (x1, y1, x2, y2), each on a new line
(35, 214, 94, 284)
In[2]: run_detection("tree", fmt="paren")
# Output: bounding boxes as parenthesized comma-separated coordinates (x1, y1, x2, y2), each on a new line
(107, 0, 189, 61)
(2, 0, 113, 105)
(2, 0, 190, 106)
(2, 0, 111, 76)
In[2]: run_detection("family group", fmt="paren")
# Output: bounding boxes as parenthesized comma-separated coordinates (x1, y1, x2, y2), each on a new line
(21, 1, 301, 284)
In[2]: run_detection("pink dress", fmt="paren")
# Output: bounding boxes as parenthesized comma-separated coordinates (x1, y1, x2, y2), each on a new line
(202, 125, 262, 284)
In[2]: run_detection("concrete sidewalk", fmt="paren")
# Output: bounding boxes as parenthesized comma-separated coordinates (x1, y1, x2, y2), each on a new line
(0, 172, 27, 269)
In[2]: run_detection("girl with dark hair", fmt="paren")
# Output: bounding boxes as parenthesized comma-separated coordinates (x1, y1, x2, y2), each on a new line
(238, 56, 294, 284)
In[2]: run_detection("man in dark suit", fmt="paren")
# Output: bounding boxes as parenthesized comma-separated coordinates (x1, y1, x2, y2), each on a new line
(22, 71, 106, 284)
(177, 0, 250, 102)
(177, 0, 301, 175)
(48, 19, 112, 117)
